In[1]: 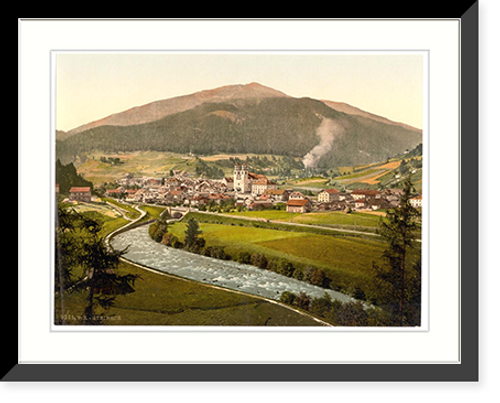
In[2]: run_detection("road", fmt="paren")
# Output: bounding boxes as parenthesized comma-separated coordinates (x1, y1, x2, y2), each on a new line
(104, 203, 147, 249)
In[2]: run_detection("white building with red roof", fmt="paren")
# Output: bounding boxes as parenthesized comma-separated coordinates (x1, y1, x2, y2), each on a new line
(318, 188, 340, 203)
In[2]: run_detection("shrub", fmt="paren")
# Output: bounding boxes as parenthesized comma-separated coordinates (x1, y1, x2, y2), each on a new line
(352, 286, 367, 301)
(292, 269, 304, 281)
(171, 237, 183, 249)
(310, 293, 334, 317)
(295, 292, 312, 311)
(149, 219, 169, 243)
(266, 259, 279, 272)
(280, 291, 296, 305)
(336, 301, 369, 326)
(161, 232, 176, 246)
(204, 246, 228, 260)
(237, 251, 252, 264)
(250, 253, 268, 269)
(276, 260, 295, 277)
(309, 268, 326, 287)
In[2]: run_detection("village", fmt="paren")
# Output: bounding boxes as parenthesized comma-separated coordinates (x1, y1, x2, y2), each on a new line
(65, 163, 422, 213)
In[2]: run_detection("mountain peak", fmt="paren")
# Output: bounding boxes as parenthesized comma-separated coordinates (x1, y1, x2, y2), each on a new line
(245, 81, 289, 94)
(246, 82, 272, 89)
(196, 82, 289, 99)
(66, 82, 289, 136)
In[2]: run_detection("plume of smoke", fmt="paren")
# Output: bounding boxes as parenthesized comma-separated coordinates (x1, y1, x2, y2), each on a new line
(302, 117, 344, 168)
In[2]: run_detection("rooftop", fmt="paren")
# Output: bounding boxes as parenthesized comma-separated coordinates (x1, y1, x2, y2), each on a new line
(253, 178, 276, 185)
(351, 189, 381, 195)
(286, 199, 310, 206)
(263, 189, 287, 195)
(69, 187, 91, 193)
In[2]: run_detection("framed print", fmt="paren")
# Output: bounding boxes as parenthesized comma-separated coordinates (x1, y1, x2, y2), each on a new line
(52, 50, 428, 332)
(11, 10, 478, 382)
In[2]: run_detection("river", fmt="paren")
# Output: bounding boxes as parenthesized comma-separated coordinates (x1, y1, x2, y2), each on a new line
(110, 225, 356, 303)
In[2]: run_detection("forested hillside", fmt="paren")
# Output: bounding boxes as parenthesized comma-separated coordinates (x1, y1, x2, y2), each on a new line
(56, 97, 422, 167)
(55, 159, 93, 193)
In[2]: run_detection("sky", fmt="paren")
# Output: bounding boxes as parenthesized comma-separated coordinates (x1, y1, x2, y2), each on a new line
(55, 52, 424, 132)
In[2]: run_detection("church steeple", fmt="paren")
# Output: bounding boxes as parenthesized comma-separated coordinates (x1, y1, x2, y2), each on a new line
(234, 163, 250, 193)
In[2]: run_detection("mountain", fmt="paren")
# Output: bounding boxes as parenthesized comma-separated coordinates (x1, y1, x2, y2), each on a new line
(321, 100, 420, 132)
(57, 85, 422, 169)
(64, 82, 289, 137)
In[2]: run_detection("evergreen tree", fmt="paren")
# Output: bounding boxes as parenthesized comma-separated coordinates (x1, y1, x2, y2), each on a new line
(54, 204, 78, 320)
(373, 178, 421, 326)
(184, 218, 205, 253)
(55, 204, 140, 325)
(55, 159, 93, 194)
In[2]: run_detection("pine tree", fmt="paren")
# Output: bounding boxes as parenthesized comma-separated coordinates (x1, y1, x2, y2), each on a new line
(374, 178, 421, 326)
(184, 218, 205, 253)
(55, 205, 140, 325)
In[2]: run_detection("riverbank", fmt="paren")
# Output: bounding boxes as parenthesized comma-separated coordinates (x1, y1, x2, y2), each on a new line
(57, 201, 328, 327)
(111, 225, 356, 304)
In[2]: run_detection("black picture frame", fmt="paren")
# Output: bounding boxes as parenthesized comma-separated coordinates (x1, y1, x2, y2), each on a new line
(10, 8, 478, 382)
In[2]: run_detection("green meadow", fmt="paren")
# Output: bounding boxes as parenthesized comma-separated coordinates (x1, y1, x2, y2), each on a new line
(57, 260, 321, 326)
(228, 210, 383, 229)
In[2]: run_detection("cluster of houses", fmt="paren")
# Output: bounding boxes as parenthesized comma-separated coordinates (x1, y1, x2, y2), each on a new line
(64, 163, 422, 213)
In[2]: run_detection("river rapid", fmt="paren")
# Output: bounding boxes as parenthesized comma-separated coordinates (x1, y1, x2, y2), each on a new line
(111, 225, 356, 303)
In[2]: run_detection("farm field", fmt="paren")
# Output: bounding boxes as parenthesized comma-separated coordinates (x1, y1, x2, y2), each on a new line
(75, 151, 187, 184)
(103, 198, 142, 220)
(66, 201, 130, 235)
(334, 156, 423, 192)
(227, 210, 300, 222)
(227, 210, 383, 229)
(283, 177, 330, 189)
(292, 211, 382, 228)
(334, 160, 401, 184)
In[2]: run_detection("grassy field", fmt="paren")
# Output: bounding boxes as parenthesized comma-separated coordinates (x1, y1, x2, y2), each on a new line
(284, 177, 330, 189)
(57, 260, 322, 326)
(69, 201, 130, 235)
(228, 210, 383, 229)
(228, 210, 300, 222)
(75, 151, 187, 184)
(102, 198, 141, 220)
(139, 204, 168, 221)
(70, 200, 122, 219)
(183, 211, 360, 237)
(334, 157, 423, 193)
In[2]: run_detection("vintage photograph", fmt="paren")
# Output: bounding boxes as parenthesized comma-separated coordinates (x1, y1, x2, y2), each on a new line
(54, 52, 424, 327)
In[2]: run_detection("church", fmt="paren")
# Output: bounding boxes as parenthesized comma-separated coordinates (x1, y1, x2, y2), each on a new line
(233, 163, 277, 195)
